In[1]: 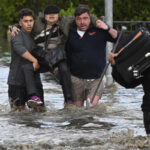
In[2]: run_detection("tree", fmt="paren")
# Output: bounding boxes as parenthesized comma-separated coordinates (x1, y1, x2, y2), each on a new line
(1, 0, 150, 37)
(0, 0, 27, 27)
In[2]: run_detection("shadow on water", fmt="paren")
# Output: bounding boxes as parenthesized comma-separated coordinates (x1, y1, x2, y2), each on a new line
(7, 110, 70, 129)
(5, 103, 115, 130)
(62, 116, 115, 130)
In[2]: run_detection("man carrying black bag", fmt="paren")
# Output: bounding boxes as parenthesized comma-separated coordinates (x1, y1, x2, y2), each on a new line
(108, 28, 150, 135)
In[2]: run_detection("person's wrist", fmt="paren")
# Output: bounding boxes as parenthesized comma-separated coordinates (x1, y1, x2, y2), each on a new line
(33, 59, 38, 63)
(106, 25, 111, 32)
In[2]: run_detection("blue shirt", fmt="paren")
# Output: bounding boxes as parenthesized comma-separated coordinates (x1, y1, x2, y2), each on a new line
(67, 23, 117, 79)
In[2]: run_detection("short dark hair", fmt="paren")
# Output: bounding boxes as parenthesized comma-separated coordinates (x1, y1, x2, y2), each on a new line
(18, 8, 34, 20)
(74, 4, 90, 17)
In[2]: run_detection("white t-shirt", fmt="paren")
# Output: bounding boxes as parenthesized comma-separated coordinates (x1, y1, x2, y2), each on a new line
(77, 30, 85, 37)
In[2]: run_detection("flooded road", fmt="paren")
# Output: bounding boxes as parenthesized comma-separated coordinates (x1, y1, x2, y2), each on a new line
(0, 37, 150, 150)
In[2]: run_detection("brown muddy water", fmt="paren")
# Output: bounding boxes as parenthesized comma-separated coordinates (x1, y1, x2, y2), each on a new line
(0, 37, 150, 150)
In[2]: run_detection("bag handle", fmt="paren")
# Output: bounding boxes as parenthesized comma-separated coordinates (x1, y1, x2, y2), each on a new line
(117, 31, 142, 55)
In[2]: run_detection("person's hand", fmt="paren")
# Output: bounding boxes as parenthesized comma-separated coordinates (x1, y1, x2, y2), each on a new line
(11, 26, 20, 36)
(96, 20, 109, 30)
(53, 67, 60, 80)
(54, 67, 58, 71)
(33, 60, 40, 71)
(108, 52, 119, 66)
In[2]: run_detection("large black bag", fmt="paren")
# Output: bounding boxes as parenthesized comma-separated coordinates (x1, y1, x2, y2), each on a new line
(32, 45, 66, 68)
(44, 45, 66, 68)
(31, 46, 44, 60)
(112, 28, 150, 88)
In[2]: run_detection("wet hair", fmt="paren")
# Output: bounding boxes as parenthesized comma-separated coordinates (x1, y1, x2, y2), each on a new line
(74, 4, 90, 17)
(18, 8, 34, 20)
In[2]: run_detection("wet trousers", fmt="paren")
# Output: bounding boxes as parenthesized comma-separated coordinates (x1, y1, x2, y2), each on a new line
(22, 60, 73, 103)
(141, 68, 150, 134)
(8, 74, 44, 107)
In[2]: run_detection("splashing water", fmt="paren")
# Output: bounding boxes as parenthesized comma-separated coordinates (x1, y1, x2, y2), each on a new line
(0, 38, 149, 150)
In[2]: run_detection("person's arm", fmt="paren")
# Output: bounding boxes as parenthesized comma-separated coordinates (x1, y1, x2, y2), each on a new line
(11, 24, 20, 36)
(91, 16, 118, 38)
(22, 51, 40, 71)
(11, 32, 40, 71)
(108, 52, 119, 66)
(90, 15, 98, 26)
(11, 18, 42, 37)
(58, 16, 74, 37)
(108, 28, 118, 39)
(96, 20, 118, 39)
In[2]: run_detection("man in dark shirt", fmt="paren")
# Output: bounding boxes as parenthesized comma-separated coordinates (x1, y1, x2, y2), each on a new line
(67, 4, 118, 107)
(8, 8, 43, 111)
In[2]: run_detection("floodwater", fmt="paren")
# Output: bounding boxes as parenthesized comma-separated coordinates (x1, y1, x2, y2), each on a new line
(0, 36, 150, 150)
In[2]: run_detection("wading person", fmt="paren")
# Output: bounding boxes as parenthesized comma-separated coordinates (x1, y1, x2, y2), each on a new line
(12, 5, 74, 106)
(12, 5, 101, 107)
(8, 8, 44, 111)
(66, 4, 118, 107)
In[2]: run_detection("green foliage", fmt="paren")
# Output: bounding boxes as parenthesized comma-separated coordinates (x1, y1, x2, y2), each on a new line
(113, 0, 150, 21)
(60, 2, 75, 16)
(0, 0, 27, 27)
(1, 0, 150, 27)
(60, 1, 96, 17)
(1, 0, 150, 37)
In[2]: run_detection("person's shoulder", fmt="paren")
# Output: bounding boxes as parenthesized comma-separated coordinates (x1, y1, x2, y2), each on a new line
(60, 16, 74, 20)
(58, 16, 74, 24)
(33, 17, 45, 36)
(11, 30, 23, 41)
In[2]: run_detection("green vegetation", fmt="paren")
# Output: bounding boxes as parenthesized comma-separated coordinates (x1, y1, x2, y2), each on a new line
(0, 0, 150, 36)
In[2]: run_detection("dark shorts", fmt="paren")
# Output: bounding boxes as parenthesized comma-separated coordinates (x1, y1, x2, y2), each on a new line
(8, 84, 28, 107)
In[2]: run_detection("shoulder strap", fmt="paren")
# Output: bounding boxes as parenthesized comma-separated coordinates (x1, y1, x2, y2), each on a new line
(41, 24, 56, 57)
(45, 24, 56, 50)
